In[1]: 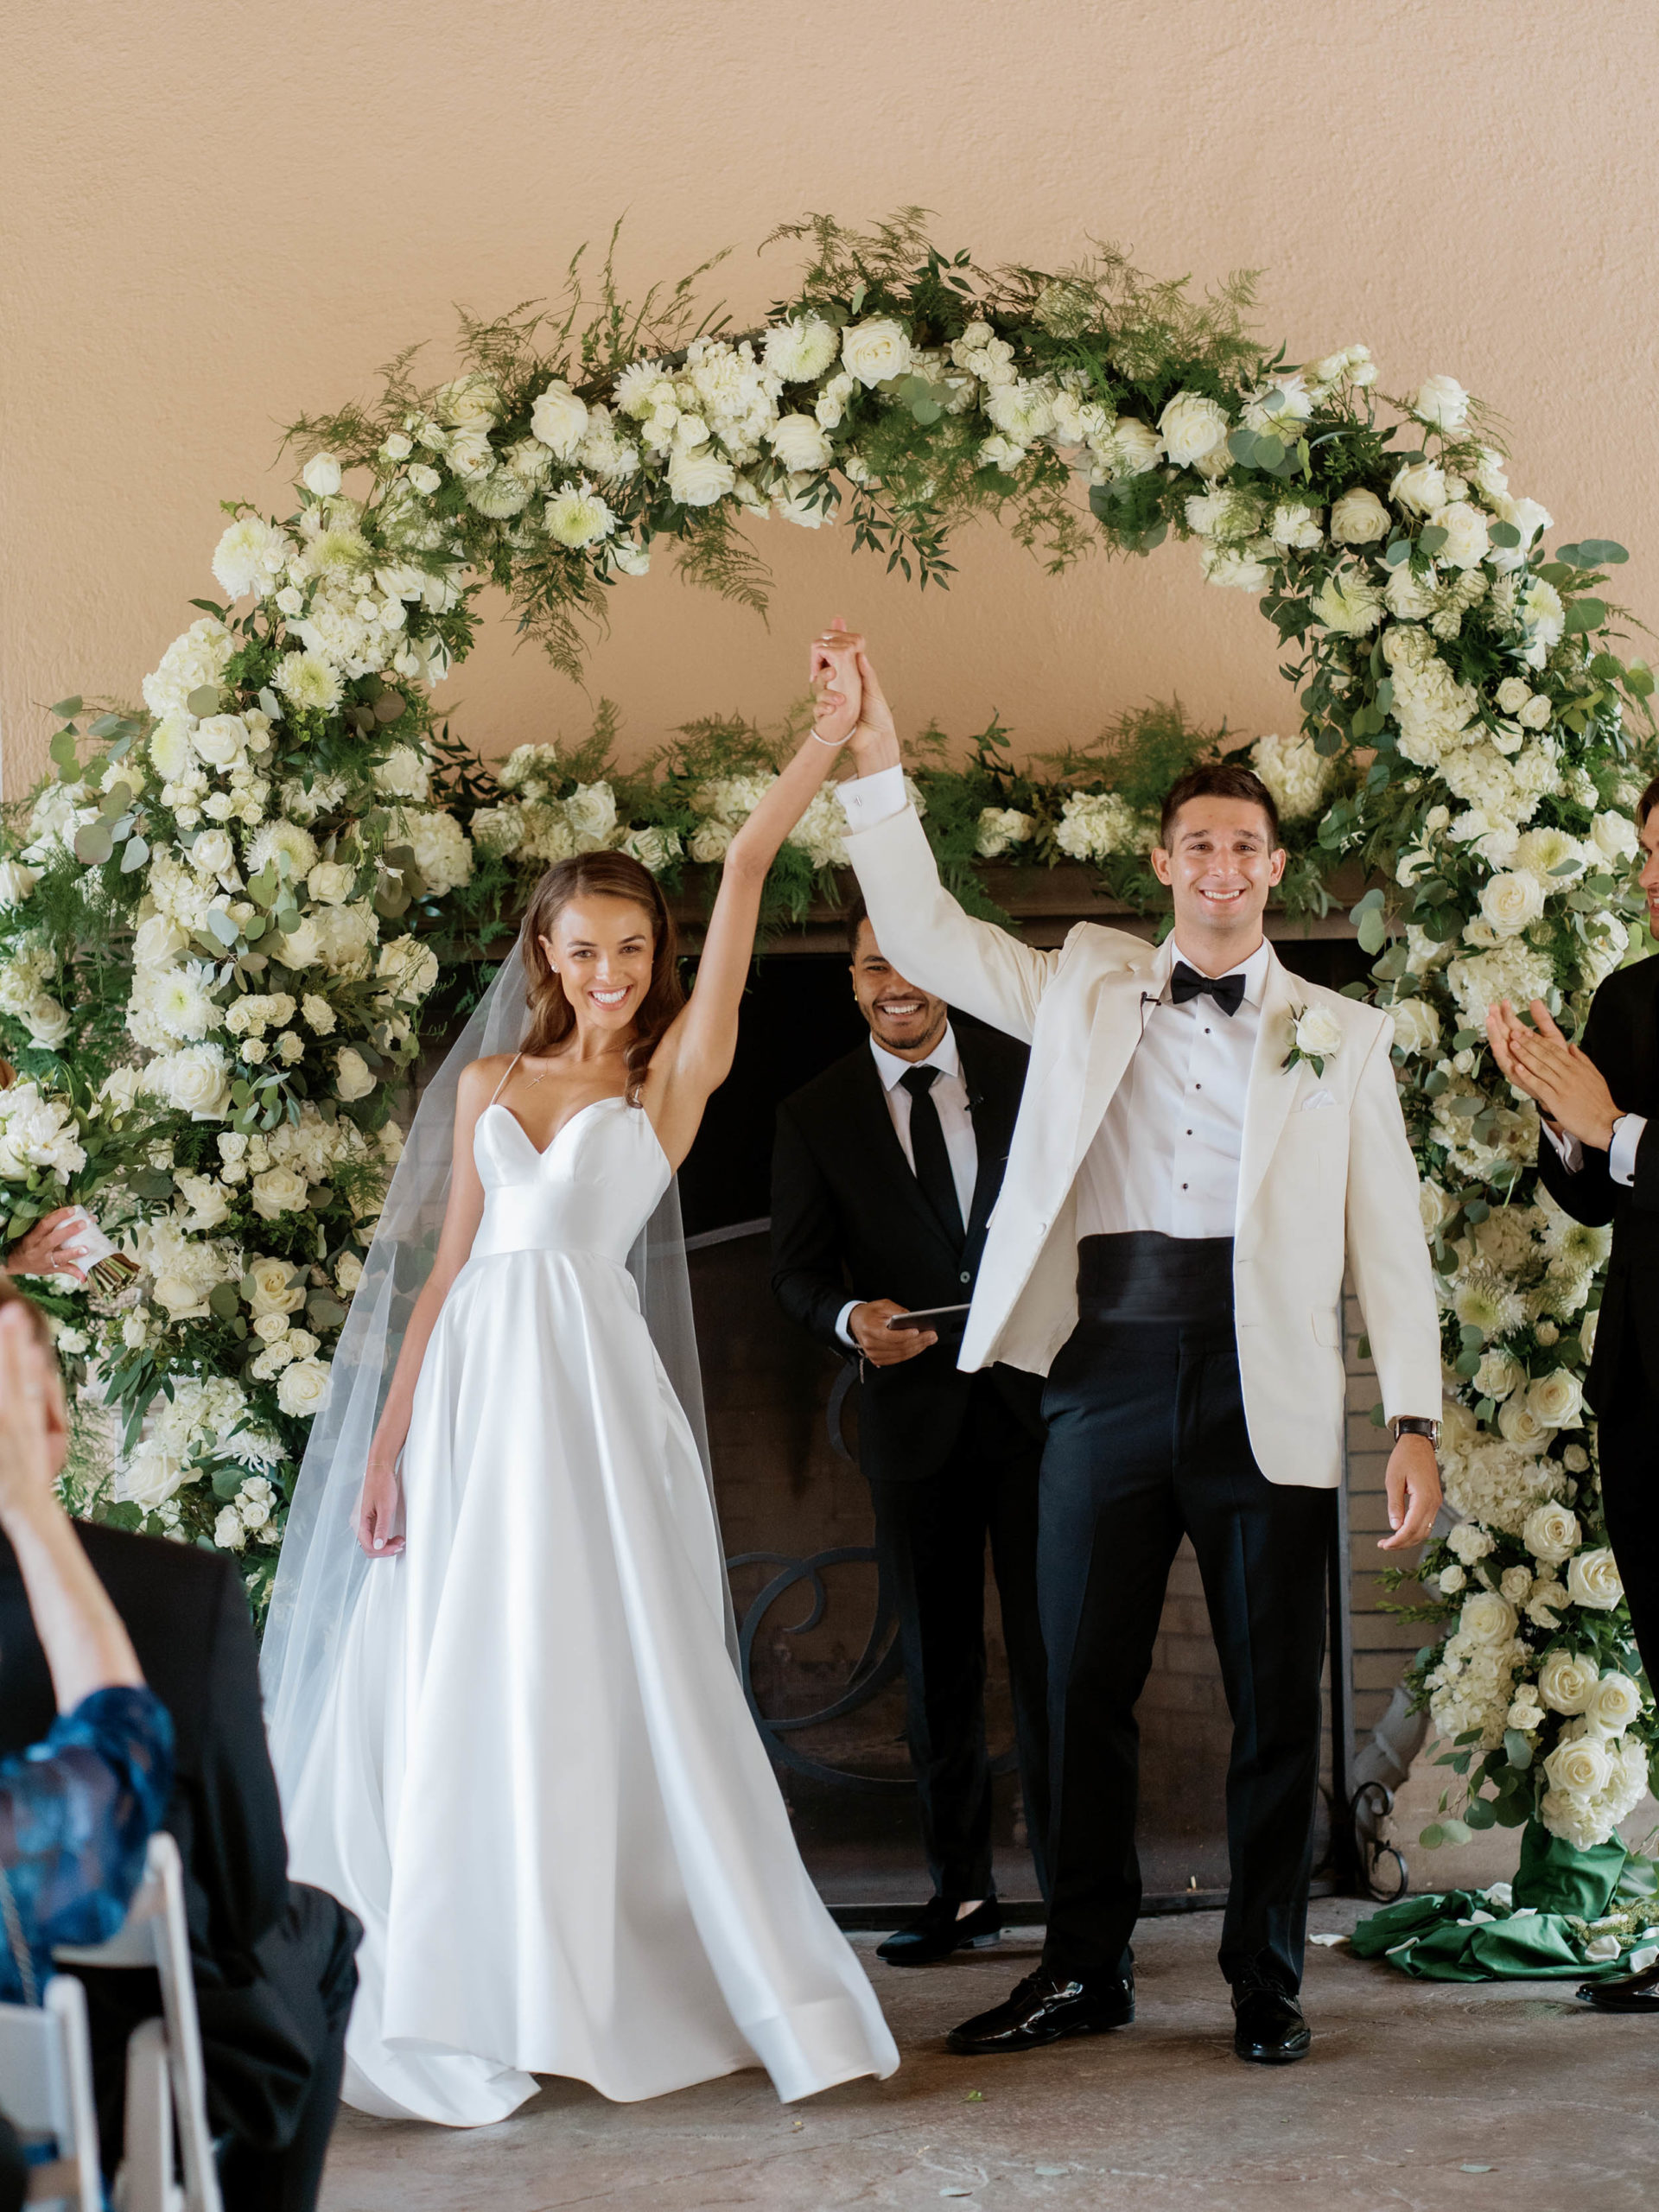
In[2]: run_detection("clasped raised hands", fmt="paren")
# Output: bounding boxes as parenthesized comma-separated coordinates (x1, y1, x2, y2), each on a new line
(810, 622, 899, 772)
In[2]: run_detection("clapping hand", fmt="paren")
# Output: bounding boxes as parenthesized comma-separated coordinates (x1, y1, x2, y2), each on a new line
(1486, 997, 1622, 1151)
(810, 617, 863, 747)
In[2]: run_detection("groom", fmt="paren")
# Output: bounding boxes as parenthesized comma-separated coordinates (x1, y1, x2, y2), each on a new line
(822, 633, 1442, 2065)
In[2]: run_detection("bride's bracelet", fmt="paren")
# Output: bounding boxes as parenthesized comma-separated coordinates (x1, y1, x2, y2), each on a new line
(810, 728, 855, 748)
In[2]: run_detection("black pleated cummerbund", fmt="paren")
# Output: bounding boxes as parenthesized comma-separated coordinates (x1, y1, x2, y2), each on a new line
(1075, 1230, 1234, 1324)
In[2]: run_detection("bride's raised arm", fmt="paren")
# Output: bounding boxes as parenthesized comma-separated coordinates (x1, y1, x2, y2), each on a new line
(640, 622, 863, 1167)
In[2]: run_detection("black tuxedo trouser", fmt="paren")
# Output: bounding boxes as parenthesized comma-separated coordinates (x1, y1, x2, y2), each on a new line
(1592, 1359, 1659, 1689)
(1037, 1313, 1335, 1990)
(867, 1377, 1049, 1902)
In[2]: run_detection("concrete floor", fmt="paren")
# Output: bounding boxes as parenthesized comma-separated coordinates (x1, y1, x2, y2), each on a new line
(318, 1892, 1659, 2212)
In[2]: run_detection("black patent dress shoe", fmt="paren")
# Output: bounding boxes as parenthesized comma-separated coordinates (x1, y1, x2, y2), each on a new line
(877, 1896, 1003, 1967)
(1232, 1974, 1311, 2063)
(1578, 1959, 1659, 2011)
(946, 1969, 1135, 2054)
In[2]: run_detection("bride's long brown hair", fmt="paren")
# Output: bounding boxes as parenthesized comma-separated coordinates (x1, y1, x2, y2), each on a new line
(517, 853, 685, 1103)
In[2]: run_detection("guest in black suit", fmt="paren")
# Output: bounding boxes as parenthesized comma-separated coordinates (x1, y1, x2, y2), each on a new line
(1489, 772, 1659, 2015)
(771, 898, 1048, 1964)
(0, 1367, 360, 2211)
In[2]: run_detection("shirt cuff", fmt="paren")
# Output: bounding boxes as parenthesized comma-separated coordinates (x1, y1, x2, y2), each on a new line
(1544, 1122, 1585, 1175)
(835, 1299, 861, 1348)
(836, 763, 907, 833)
(1611, 1113, 1647, 1188)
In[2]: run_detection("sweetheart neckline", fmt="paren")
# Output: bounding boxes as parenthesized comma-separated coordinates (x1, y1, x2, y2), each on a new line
(484, 1096, 627, 1160)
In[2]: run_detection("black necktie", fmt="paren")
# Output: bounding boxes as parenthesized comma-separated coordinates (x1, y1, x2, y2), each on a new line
(1170, 961, 1246, 1017)
(899, 1065, 965, 1250)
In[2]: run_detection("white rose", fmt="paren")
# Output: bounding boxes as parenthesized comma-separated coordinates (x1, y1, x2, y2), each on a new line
(1438, 1564, 1466, 1596)
(1538, 1649, 1599, 1713)
(1390, 459, 1447, 517)
(335, 1252, 364, 1295)
(1592, 811, 1639, 865)
(213, 1506, 248, 1552)
(301, 993, 337, 1034)
(1414, 375, 1471, 431)
(1522, 1503, 1581, 1567)
(1158, 391, 1231, 473)
(1390, 997, 1441, 1058)
(1329, 488, 1389, 545)
(1580, 1309, 1599, 1363)
(1434, 501, 1491, 570)
(24, 995, 71, 1048)
(0, 862, 37, 906)
(1461, 1590, 1519, 1645)
(302, 453, 342, 496)
(1589, 1673, 1644, 1734)
(1109, 418, 1164, 474)
(191, 714, 247, 768)
(151, 1044, 232, 1119)
(767, 415, 834, 474)
(1479, 871, 1546, 937)
(1497, 1395, 1554, 1452)
(840, 318, 912, 389)
(1496, 677, 1533, 716)
(245, 1256, 304, 1316)
(189, 829, 236, 877)
(273, 1357, 328, 1418)
(152, 1274, 208, 1319)
(1543, 1732, 1613, 1797)
(666, 448, 736, 508)
(1567, 1547, 1624, 1611)
(1473, 1347, 1523, 1401)
(564, 782, 618, 849)
(334, 1047, 375, 1102)
(251, 1164, 308, 1221)
(307, 861, 355, 906)
(1293, 1005, 1343, 1059)
(118, 1443, 188, 1513)
(251, 1311, 291, 1344)
(1527, 1370, 1584, 1430)
(529, 381, 589, 460)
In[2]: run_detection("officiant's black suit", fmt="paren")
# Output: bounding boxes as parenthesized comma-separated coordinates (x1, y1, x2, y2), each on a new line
(1535, 951, 1659, 1679)
(771, 1020, 1049, 1902)
(0, 1525, 359, 2212)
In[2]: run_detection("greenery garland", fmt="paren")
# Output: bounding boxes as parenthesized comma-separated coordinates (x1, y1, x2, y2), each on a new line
(2, 213, 1654, 1866)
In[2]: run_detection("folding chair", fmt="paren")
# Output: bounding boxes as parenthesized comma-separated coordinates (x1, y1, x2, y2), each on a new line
(0, 1974, 103, 2210)
(55, 1832, 222, 2212)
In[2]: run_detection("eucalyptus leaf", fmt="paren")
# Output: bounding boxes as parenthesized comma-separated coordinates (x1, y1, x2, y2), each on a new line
(186, 683, 221, 717)
(1384, 538, 1413, 567)
(1564, 597, 1607, 635)
(1488, 521, 1522, 549)
(1418, 525, 1448, 556)
(1357, 910, 1386, 956)
(48, 696, 83, 718)
(1504, 1728, 1534, 1770)
(120, 836, 149, 874)
(257, 688, 283, 721)
(73, 821, 114, 867)
(207, 908, 241, 948)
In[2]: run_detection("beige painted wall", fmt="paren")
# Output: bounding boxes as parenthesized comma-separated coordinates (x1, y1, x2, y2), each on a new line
(4, 0, 1656, 795)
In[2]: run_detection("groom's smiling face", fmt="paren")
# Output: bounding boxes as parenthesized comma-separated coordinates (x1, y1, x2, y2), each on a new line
(1153, 796, 1286, 961)
(850, 921, 949, 1060)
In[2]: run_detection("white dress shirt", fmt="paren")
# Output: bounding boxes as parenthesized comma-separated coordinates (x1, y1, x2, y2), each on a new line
(1076, 935, 1270, 1239)
(838, 764, 1269, 1243)
(835, 1024, 979, 1346)
(1547, 1115, 1646, 1186)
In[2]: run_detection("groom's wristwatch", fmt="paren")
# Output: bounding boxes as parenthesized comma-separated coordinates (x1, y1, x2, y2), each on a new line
(1390, 1415, 1440, 1446)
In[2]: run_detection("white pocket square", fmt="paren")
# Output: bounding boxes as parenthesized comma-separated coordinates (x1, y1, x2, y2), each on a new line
(1300, 1089, 1336, 1112)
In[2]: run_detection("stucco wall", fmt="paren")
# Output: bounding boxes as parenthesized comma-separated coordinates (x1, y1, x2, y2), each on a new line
(4, 0, 1655, 794)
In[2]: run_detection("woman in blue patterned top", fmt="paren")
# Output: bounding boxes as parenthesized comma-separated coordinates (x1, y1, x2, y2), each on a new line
(0, 1284, 173, 2005)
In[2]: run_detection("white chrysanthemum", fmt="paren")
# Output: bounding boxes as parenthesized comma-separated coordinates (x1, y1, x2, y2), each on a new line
(1451, 1262, 1525, 1339)
(543, 482, 617, 549)
(213, 514, 291, 601)
(984, 379, 1058, 447)
(466, 470, 531, 518)
(763, 318, 840, 384)
(1312, 569, 1383, 636)
(1201, 544, 1272, 591)
(245, 820, 320, 882)
(273, 652, 343, 715)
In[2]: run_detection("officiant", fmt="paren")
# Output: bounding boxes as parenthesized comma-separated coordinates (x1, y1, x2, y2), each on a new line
(770, 901, 1049, 1965)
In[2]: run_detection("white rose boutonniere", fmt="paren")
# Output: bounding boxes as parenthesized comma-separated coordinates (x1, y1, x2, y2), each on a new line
(1282, 1002, 1343, 1077)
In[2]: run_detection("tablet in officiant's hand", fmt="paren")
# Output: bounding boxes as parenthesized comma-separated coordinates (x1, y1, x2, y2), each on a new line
(883, 1303, 971, 1333)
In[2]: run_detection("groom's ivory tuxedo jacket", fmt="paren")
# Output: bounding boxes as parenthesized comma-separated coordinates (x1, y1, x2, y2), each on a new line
(842, 788, 1442, 1490)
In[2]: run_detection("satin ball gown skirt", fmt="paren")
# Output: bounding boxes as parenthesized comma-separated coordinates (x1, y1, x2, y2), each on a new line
(283, 1100, 899, 2125)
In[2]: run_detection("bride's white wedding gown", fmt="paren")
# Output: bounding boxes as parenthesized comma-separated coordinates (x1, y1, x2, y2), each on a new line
(282, 1091, 899, 2126)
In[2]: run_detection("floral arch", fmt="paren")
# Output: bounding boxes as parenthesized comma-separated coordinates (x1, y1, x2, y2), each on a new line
(0, 211, 1652, 1866)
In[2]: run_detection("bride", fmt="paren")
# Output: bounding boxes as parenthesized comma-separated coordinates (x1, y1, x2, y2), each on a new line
(262, 624, 898, 2126)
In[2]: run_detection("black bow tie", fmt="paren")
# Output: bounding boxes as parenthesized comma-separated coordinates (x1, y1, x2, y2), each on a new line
(1170, 962, 1246, 1017)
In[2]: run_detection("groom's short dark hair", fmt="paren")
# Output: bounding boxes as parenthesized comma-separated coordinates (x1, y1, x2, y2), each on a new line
(1636, 775, 1659, 830)
(1159, 761, 1281, 849)
(844, 894, 870, 961)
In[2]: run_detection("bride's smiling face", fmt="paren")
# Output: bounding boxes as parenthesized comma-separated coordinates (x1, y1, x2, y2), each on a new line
(539, 895, 657, 1033)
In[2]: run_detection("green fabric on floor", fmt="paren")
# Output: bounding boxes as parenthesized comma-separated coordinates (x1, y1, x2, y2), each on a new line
(1351, 1824, 1640, 1982)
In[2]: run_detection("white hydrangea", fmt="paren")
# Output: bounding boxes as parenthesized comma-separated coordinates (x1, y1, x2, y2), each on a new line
(387, 808, 474, 897)
(1249, 733, 1334, 823)
(1054, 791, 1148, 865)
(976, 808, 1036, 859)
(142, 618, 235, 719)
